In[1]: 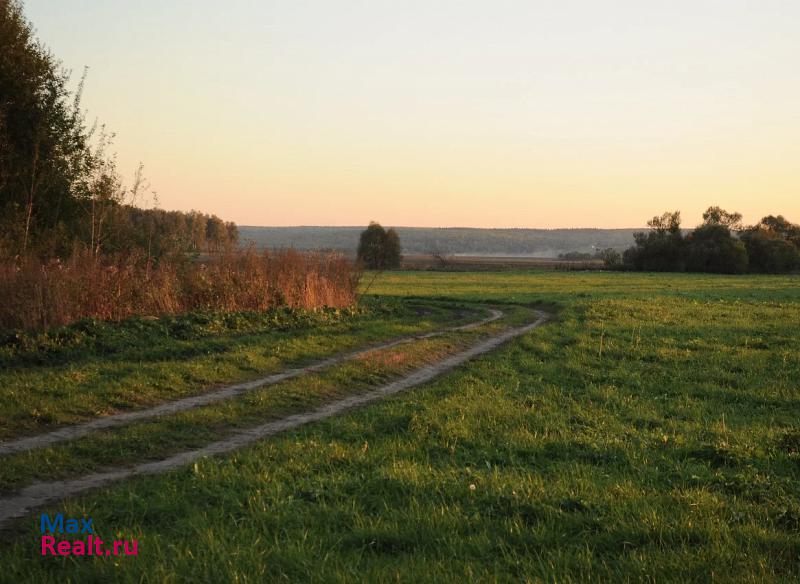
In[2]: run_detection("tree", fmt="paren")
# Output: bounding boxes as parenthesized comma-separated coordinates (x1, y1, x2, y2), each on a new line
(647, 211, 683, 235)
(759, 215, 800, 247)
(0, 2, 241, 261)
(623, 207, 798, 274)
(623, 211, 686, 271)
(702, 206, 743, 230)
(740, 215, 800, 273)
(357, 222, 402, 269)
(384, 227, 401, 268)
(0, 0, 94, 255)
(685, 207, 748, 273)
(685, 223, 748, 274)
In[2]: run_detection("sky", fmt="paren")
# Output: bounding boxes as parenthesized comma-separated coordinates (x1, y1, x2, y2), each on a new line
(24, 0, 800, 228)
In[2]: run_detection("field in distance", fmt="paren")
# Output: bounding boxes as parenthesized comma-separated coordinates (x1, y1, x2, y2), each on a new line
(238, 225, 638, 258)
(401, 254, 604, 271)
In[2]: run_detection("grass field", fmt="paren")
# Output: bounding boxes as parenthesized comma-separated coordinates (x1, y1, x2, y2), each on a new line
(1, 271, 798, 582)
(400, 254, 604, 271)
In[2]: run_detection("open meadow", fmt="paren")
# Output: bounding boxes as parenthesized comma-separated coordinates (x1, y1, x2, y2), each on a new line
(4, 1, 800, 581)
(0, 270, 798, 582)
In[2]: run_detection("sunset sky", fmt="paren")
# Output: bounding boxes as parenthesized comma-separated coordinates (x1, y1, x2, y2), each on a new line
(25, 0, 800, 228)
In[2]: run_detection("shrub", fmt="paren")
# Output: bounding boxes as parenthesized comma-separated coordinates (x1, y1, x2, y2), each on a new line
(623, 211, 686, 272)
(623, 207, 799, 274)
(685, 224, 748, 274)
(598, 248, 622, 269)
(740, 216, 800, 273)
(0, 248, 360, 331)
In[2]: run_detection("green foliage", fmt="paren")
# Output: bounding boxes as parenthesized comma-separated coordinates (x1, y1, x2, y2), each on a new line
(740, 216, 800, 274)
(0, 0, 92, 254)
(101, 206, 239, 257)
(624, 207, 799, 274)
(624, 211, 687, 271)
(685, 224, 748, 274)
(702, 206, 743, 229)
(385, 227, 402, 267)
(357, 222, 402, 269)
(0, 2, 238, 258)
(0, 305, 362, 367)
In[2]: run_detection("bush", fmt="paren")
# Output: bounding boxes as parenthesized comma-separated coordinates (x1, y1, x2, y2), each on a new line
(558, 251, 593, 261)
(740, 232, 798, 273)
(0, 249, 360, 331)
(685, 224, 748, 274)
(624, 207, 800, 274)
(740, 216, 800, 273)
(623, 211, 686, 272)
(598, 248, 622, 269)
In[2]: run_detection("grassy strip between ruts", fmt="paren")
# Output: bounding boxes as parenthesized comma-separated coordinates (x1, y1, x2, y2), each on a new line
(1, 271, 798, 582)
(0, 316, 512, 496)
(0, 299, 479, 441)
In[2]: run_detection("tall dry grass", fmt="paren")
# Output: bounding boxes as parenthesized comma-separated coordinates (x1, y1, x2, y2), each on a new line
(0, 249, 360, 331)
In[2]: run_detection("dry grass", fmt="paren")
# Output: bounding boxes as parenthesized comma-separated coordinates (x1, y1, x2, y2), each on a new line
(0, 248, 360, 331)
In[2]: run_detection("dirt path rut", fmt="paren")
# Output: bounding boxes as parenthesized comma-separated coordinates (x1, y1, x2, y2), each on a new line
(0, 309, 503, 457)
(0, 308, 549, 528)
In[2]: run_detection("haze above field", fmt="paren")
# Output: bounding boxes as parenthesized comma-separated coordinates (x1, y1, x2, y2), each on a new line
(24, 0, 800, 228)
(239, 226, 640, 257)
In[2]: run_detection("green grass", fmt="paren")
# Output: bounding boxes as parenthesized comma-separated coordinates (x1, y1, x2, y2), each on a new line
(1, 271, 799, 583)
(0, 330, 493, 495)
(0, 298, 473, 440)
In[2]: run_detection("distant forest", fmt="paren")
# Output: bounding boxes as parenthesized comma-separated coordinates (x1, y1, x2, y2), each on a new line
(239, 226, 639, 257)
(242, 214, 800, 274)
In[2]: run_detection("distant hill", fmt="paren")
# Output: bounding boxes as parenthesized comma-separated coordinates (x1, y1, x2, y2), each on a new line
(239, 226, 640, 258)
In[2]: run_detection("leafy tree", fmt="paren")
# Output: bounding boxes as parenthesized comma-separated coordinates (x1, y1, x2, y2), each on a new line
(357, 222, 401, 269)
(0, 2, 239, 260)
(758, 215, 800, 246)
(623, 211, 686, 271)
(685, 223, 748, 274)
(740, 215, 800, 273)
(0, 0, 94, 254)
(384, 227, 401, 268)
(686, 207, 748, 273)
(99, 206, 240, 259)
(623, 207, 799, 274)
(702, 206, 743, 230)
(647, 211, 683, 235)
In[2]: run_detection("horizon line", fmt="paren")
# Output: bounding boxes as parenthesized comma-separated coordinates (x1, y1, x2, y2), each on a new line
(237, 225, 648, 231)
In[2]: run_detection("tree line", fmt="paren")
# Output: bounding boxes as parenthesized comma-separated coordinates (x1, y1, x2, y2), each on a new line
(0, 0, 237, 259)
(97, 207, 238, 258)
(238, 226, 639, 256)
(619, 207, 800, 274)
(0, 1, 359, 334)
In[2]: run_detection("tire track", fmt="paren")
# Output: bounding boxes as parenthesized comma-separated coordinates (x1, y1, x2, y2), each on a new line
(0, 308, 503, 457)
(0, 310, 548, 528)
